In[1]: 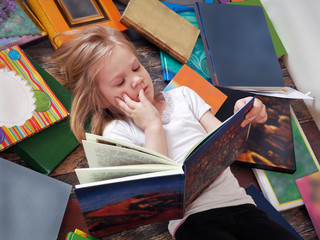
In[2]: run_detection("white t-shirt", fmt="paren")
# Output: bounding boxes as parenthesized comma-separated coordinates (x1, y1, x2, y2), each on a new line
(103, 86, 254, 237)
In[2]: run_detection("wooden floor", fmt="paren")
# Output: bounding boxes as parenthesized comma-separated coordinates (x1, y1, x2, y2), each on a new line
(1, 35, 319, 240)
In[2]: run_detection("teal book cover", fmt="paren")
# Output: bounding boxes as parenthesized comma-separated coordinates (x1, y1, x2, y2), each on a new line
(160, 2, 211, 82)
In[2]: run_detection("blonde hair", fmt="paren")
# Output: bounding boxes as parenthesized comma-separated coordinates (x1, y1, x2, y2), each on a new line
(51, 25, 138, 142)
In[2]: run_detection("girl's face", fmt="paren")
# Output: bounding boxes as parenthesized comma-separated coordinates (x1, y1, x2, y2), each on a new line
(97, 46, 154, 110)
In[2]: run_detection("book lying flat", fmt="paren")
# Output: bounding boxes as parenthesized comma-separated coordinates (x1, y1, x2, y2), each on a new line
(164, 65, 227, 115)
(194, 3, 285, 91)
(0, 157, 71, 240)
(0, 45, 69, 151)
(120, 0, 200, 64)
(12, 54, 79, 175)
(227, 0, 287, 57)
(159, 2, 211, 82)
(74, 97, 254, 237)
(296, 172, 320, 239)
(26, 0, 127, 49)
(253, 107, 320, 211)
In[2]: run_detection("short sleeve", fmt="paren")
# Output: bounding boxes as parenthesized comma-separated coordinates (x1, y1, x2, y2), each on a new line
(102, 119, 143, 146)
(180, 86, 211, 121)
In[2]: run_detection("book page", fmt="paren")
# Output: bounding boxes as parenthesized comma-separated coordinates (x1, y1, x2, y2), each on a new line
(75, 164, 180, 184)
(83, 140, 179, 168)
(86, 133, 174, 163)
(75, 168, 184, 188)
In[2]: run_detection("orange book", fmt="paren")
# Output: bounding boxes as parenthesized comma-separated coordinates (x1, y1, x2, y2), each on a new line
(164, 65, 227, 115)
(26, 0, 127, 49)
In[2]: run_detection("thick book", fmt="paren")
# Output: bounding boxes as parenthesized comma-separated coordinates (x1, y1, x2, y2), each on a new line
(159, 2, 211, 82)
(120, 0, 200, 64)
(11, 54, 79, 175)
(235, 96, 296, 173)
(253, 108, 320, 211)
(227, 0, 287, 57)
(164, 65, 227, 115)
(0, 45, 69, 151)
(194, 3, 285, 91)
(296, 172, 320, 239)
(246, 185, 302, 239)
(0, 157, 71, 240)
(74, 97, 254, 237)
(26, 0, 127, 49)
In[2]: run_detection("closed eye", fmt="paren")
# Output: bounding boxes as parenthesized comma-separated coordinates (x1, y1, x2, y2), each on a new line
(133, 65, 140, 72)
(117, 79, 124, 86)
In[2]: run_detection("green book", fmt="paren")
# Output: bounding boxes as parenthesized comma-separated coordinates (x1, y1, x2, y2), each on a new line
(227, 0, 287, 57)
(12, 55, 79, 175)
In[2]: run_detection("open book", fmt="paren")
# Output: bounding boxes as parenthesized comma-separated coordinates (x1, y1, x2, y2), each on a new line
(74, 97, 254, 237)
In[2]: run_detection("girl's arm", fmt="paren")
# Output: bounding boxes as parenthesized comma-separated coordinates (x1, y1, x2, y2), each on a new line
(116, 89, 168, 156)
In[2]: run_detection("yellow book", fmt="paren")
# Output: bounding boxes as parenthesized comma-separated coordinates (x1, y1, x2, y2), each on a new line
(120, 0, 200, 64)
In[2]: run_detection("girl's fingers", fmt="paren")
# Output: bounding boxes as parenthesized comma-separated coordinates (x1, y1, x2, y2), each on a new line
(116, 97, 132, 114)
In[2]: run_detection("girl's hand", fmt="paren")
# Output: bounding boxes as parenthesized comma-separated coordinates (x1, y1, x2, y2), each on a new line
(116, 89, 162, 131)
(234, 97, 268, 127)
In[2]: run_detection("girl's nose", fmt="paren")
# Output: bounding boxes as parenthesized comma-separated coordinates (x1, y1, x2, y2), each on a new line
(131, 75, 143, 88)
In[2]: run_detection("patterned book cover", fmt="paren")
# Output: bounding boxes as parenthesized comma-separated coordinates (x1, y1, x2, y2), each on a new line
(0, 45, 69, 151)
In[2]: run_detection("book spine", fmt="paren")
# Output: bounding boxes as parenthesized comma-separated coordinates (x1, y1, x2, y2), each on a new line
(120, 16, 188, 64)
(26, 0, 61, 48)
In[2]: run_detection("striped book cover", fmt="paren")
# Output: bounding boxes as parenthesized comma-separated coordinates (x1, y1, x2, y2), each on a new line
(0, 45, 69, 151)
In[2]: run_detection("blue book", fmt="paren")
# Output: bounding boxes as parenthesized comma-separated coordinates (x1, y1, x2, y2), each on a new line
(246, 185, 302, 239)
(194, 3, 285, 91)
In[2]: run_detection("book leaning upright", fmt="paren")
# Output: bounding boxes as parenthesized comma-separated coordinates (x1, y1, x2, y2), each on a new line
(74, 97, 254, 237)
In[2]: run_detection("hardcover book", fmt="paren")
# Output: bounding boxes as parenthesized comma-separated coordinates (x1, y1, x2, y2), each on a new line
(120, 0, 200, 64)
(164, 65, 227, 115)
(236, 96, 296, 173)
(253, 108, 320, 211)
(74, 98, 254, 237)
(0, 0, 47, 51)
(0, 157, 71, 240)
(159, 2, 211, 82)
(26, 0, 127, 49)
(11, 54, 79, 175)
(227, 0, 287, 57)
(194, 3, 285, 90)
(0, 45, 69, 151)
(296, 172, 320, 239)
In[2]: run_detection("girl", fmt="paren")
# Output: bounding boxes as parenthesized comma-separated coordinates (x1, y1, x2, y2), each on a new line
(52, 25, 299, 240)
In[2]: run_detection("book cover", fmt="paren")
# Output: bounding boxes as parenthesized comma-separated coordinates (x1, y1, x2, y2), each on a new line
(11, 54, 79, 175)
(74, 97, 254, 237)
(65, 229, 99, 240)
(26, 0, 127, 49)
(0, 0, 47, 50)
(227, 0, 287, 57)
(246, 185, 302, 239)
(0, 157, 71, 240)
(120, 0, 200, 64)
(159, 3, 211, 82)
(236, 96, 296, 173)
(194, 3, 285, 90)
(253, 107, 320, 211)
(296, 171, 320, 239)
(164, 65, 227, 115)
(0, 45, 69, 151)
